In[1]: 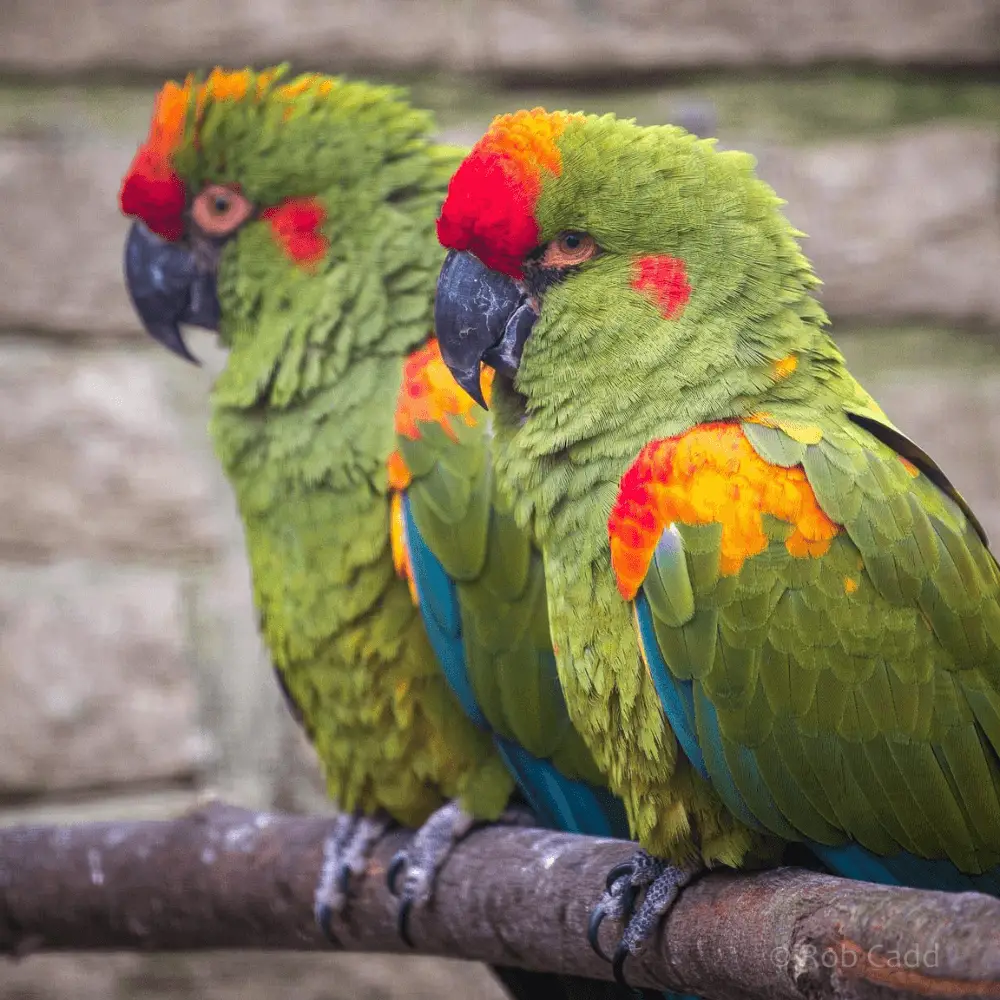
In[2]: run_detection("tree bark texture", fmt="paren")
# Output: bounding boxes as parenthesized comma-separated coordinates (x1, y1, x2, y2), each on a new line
(0, 802, 997, 999)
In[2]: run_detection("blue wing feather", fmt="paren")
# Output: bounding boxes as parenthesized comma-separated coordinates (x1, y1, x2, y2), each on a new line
(402, 493, 488, 729)
(402, 492, 630, 839)
(812, 843, 1000, 894)
(495, 738, 631, 838)
(635, 593, 707, 779)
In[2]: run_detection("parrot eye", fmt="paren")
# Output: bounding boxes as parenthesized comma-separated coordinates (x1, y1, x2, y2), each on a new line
(540, 231, 598, 269)
(191, 184, 254, 238)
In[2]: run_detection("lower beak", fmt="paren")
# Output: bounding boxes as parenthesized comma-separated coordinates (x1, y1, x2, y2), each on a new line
(123, 221, 221, 364)
(434, 250, 536, 409)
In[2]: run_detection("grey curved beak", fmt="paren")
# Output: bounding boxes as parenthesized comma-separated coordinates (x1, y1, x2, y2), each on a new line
(434, 249, 536, 409)
(123, 221, 221, 364)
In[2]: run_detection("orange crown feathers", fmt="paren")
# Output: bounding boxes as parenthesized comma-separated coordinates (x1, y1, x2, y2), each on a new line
(436, 109, 573, 278)
(118, 68, 279, 241)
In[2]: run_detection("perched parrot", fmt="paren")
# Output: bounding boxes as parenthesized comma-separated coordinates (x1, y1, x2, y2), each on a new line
(432, 108, 1000, 980)
(118, 67, 658, 1000)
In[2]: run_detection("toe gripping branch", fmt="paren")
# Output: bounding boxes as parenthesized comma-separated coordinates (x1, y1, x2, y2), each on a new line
(589, 851, 702, 986)
(314, 812, 394, 941)
(387, 801, 535, 947)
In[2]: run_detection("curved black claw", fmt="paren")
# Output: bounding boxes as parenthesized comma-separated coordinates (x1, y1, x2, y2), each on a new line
(387, 801, 476, 949)
(386, 851, 407, 897)
(589, 860, 642, 961)
(611, 943, 631, 988)
(589, 850, 702, 984)
(588, 904, 611, 962)
(315, 902, 335, 943)
(389, 800, 535, 949)
(336, 861, 352, 897)
(605, 861, 634, 892)
(397, 896, 415, 948)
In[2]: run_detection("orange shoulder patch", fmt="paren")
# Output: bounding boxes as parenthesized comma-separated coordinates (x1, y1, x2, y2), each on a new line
(386, 450, 412, 491)
(394, 337, 494, 447)
(608, 422, 841, 600)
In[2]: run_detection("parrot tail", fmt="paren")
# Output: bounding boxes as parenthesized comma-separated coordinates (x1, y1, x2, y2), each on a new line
(808, 842, 1000, 897)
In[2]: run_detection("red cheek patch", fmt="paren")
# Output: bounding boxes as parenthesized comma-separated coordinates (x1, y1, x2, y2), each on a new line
(631, 255, 692, 319)
(261, 198, 328, 267)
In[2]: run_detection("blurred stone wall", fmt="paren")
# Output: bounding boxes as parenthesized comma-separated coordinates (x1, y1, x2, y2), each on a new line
(3, 0, 999, 76)
(0, 1, 998, 997)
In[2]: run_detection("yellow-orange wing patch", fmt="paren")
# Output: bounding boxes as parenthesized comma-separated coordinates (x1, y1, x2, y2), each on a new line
(386, 337, 494, 603)
(609, 422, 841, 600)
(746, 411, 823, 445)
(771, 354, 798, 380)
(389, 493, 418, 606)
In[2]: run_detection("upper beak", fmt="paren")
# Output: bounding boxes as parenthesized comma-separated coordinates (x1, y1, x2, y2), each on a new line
(434, 250, 536, 409)
(123, 221, 221, 364)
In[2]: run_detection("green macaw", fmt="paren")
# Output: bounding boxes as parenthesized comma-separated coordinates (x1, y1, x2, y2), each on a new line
(117, 59, 512, 915)
(432, 108, 1000, 980)
(118, 67, 658, 1000)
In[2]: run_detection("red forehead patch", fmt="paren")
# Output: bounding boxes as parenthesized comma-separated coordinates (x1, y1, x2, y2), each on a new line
(437, 109, 572, 279)
(118, 78, 193, 240)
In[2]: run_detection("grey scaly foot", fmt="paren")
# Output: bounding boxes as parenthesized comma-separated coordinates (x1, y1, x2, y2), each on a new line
(588, 849, 701, 985)
(314, 810, 393, 939)
(387, 799, 535, 946)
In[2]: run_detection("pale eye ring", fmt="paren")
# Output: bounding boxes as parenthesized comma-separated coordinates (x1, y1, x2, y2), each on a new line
(191, 184, 254, 237)
(540, 231, 598, 269)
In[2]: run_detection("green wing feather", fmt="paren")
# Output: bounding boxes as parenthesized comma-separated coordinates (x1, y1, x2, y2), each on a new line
(641, 411, 1000, 873)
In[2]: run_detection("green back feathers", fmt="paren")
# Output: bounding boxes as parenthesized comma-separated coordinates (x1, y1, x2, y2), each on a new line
(401, 411, 606, 785)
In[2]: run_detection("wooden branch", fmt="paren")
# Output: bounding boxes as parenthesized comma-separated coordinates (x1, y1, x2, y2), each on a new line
(0, 801, 998, 999)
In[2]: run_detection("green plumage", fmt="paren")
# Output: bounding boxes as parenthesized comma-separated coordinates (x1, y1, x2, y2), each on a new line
(171, 67, 512, 825)
(472, 111, 1000, 873)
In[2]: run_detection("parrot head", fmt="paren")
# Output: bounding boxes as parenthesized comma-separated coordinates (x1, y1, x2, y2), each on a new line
(120, 66, 451, 405)
(434, 109, 827, 429)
